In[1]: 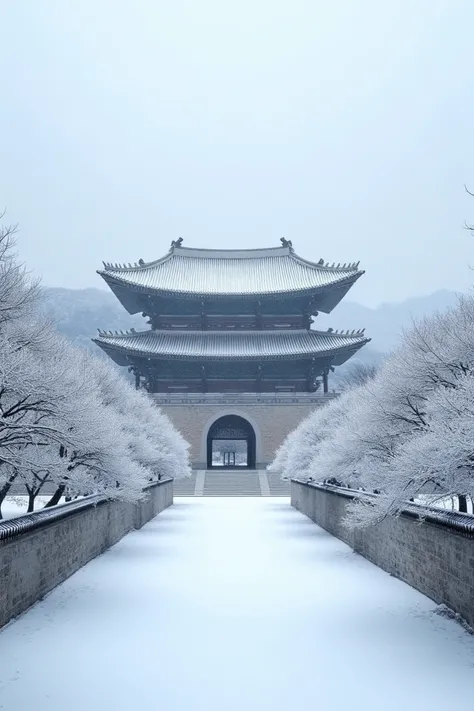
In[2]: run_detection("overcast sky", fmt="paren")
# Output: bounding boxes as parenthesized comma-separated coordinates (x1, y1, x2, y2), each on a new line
(1, 1, 474, 307)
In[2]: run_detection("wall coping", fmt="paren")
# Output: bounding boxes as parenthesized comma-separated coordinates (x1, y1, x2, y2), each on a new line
(291, 479, 474, 538)
(151, 392, 338, 406)
(0, 478, 172, 544)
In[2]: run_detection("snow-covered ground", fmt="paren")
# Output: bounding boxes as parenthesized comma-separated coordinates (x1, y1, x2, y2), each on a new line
(1, 496, 68, 520)
(0, 497, 473, 711)
(416, 494, 474, 513)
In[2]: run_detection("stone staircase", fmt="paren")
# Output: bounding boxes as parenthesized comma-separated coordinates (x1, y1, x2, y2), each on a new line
(266, 472, 292, 496)
(173, 470, 291, 497)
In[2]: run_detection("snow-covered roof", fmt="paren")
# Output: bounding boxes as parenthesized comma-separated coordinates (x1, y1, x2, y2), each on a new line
(97, 244, 363, 298)
(93, 328, 369, 363)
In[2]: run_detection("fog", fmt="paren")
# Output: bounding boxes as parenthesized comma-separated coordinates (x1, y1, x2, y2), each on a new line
(1, 1, 474, 306)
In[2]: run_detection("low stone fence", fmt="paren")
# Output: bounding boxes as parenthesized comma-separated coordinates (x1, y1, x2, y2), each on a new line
(291, 479, 474, 628)
(0, 478, 173, 629)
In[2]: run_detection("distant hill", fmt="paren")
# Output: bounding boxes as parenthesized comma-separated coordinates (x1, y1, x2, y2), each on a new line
(42, 287, 143, 353)
(316, 289, 461, 352)
(42, 286, 462, 381)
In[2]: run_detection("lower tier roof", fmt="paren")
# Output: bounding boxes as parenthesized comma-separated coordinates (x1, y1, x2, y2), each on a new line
(93, 328, 369, 364)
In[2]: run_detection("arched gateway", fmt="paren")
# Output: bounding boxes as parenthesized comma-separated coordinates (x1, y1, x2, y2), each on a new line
(206, 415, 256, 469)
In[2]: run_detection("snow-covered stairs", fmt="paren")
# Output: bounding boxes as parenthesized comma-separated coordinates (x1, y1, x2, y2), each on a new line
(173, 470, 290, 496)
(173, 472, 198, 496)
(266, 472, 291, 496)
(203, 471, 261, 496)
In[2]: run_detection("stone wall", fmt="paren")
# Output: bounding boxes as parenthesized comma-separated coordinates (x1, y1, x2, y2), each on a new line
(0, 479, 173, 629)
(157, 398, 330, 468)
(291, 480, 474, 628)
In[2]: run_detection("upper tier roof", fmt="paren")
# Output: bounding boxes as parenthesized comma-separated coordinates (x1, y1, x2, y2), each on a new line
(97, 243, 364, 300)
(93, 328, 370, 364)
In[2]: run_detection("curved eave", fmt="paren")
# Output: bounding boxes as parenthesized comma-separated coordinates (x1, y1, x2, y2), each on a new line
(92, 331, 370, 365)
(97, 270, 364, 316)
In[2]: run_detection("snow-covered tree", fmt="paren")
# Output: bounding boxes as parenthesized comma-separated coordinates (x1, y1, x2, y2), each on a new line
(0, 216, 190, 517)
(269, 391, 360, 483)
(86, 355, 191, 482)
(270, 292, 474, 527)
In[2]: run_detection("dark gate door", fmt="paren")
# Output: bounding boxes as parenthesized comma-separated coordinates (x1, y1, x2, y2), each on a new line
(207, 415, 256, 469)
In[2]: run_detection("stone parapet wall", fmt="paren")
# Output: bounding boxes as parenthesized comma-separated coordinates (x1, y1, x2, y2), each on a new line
(0, 479, 173, 629)
(291, 480, 474, 628)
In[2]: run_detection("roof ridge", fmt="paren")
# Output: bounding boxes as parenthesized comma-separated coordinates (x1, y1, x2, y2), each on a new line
(96, 327, 138, 338)
(291, 253, 361, 272)
(316, 327, 366, 336)
(99, 252, 174, 273)
(172, 246, 291, 259)
(100, 245, 362, 271)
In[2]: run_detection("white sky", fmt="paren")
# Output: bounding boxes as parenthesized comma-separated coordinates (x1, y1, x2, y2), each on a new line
(1, 1, 474, 306)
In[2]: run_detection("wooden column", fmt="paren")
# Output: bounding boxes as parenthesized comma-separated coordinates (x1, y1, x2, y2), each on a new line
(323, 368, 329, 394)
(200, 364, 207, 392)
(306, 358, 316, 392)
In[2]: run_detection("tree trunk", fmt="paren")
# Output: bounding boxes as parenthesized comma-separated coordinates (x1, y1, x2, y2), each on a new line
(27, 490, 36, 513)
(458, 494, 468, 513)
(44, 484, 66, 508)
(0, 472, 18, 519)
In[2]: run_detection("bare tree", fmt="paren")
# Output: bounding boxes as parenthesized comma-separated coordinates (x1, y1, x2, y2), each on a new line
(339, 362, 378, 391)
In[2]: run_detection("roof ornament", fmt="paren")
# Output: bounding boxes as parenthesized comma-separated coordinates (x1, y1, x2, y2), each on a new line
(318, 258, 324, 265)
(138, 258, 145, 266)
(170, 237, 184, 250)
(280, 237, 293, 249)
(327, 328, 334, 333)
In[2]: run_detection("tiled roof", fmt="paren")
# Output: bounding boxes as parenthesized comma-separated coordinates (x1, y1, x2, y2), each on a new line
(93, 328, 369, 362)
(97, 244, 363, 297)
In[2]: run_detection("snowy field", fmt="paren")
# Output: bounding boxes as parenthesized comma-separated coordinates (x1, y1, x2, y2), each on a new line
(0, 497, 473, 711)
(417, 494, 474, 513)
(1, 496, 68, 520)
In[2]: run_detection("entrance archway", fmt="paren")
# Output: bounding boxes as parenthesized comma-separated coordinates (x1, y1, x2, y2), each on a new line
(206, 415, 256, 469)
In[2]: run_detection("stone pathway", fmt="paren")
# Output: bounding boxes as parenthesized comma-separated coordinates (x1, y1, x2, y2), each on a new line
(1, 498, 474, 711)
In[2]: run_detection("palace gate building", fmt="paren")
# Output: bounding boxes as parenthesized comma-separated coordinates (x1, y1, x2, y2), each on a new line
(94, 239, 369, 470)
